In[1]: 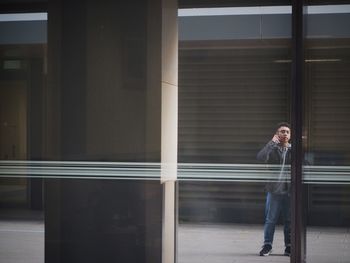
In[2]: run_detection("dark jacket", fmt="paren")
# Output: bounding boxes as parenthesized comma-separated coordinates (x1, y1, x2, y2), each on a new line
(257, 141, 291, 194)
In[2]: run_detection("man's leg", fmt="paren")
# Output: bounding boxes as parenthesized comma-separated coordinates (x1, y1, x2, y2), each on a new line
(282, 193, 291, 255)
(263, 192, 281, 246)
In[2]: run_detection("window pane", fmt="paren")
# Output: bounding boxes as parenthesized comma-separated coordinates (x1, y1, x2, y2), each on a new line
(0, 11, 47, 263)
(304, 3, 350, 263)
(178, 3, 292, 262)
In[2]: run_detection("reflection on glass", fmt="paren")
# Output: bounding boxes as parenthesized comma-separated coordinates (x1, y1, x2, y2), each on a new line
(0, 5, 165, 263)
(257, 123, 291, 257)
(0, 12, 46, 208)
(0, 78, 27, 205)
(304, 3, 350, 263)
(178, 3, 291, 262)
(0, 12, 47, 263)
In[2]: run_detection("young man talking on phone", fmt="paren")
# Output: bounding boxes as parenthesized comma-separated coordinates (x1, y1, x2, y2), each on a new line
(257, 122, 291, 257)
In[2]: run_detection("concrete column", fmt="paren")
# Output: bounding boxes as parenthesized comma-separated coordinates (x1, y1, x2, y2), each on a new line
(161, 0, 178, 263)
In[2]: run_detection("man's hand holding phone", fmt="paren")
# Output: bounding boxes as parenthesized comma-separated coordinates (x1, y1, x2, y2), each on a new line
(272, 134, 280, 144)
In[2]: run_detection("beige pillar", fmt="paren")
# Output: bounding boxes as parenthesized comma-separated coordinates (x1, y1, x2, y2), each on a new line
(161, 0, 178, 262)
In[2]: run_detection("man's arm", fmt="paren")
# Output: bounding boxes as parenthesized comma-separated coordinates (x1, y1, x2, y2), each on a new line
(257, 135, 280, 163)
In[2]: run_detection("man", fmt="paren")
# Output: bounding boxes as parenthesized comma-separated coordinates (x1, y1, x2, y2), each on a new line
(257, 122, 291, 257)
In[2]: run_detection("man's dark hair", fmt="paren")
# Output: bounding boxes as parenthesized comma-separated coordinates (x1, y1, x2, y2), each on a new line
(275, 122, 290, 132)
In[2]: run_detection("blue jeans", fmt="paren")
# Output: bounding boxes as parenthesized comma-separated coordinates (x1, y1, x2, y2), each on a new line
(263, 192, 291, 247)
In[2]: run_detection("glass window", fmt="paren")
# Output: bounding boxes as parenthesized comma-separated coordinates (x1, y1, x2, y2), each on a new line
(0, 11, 47, 263)
(304, 2, 350, 263)
(177, 3, 292, 262)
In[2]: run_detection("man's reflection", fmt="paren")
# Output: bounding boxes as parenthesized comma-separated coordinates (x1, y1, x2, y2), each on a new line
(257, 122, 291, 257)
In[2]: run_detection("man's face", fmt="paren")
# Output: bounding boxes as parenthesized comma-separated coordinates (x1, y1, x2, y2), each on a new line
(276, 126, 291, 143)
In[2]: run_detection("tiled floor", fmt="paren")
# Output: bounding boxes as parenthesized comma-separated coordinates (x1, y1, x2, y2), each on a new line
(178, 224, 350, 263)
(0, 220, 44, 263)
(0, 218, 349, 263)
(178, 223, 289, 263)
(178, 223, 350, 263)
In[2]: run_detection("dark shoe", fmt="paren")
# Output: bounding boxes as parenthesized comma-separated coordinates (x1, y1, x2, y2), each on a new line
(284, 246, 291, 256)
(259, 244, 272, 256)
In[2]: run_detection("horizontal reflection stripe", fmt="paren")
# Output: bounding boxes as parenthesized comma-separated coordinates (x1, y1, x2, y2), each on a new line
(0, 161, 350, 184)
(0, 161, 161, 180)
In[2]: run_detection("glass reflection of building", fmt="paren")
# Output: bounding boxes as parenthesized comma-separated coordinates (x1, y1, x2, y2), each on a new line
(0, 1, 350, 263)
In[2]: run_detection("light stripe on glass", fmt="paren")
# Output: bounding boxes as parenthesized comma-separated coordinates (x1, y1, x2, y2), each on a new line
(178, 5, 350, 17)
(0, 13, 47, 22)
(1, 161, 350, 184)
